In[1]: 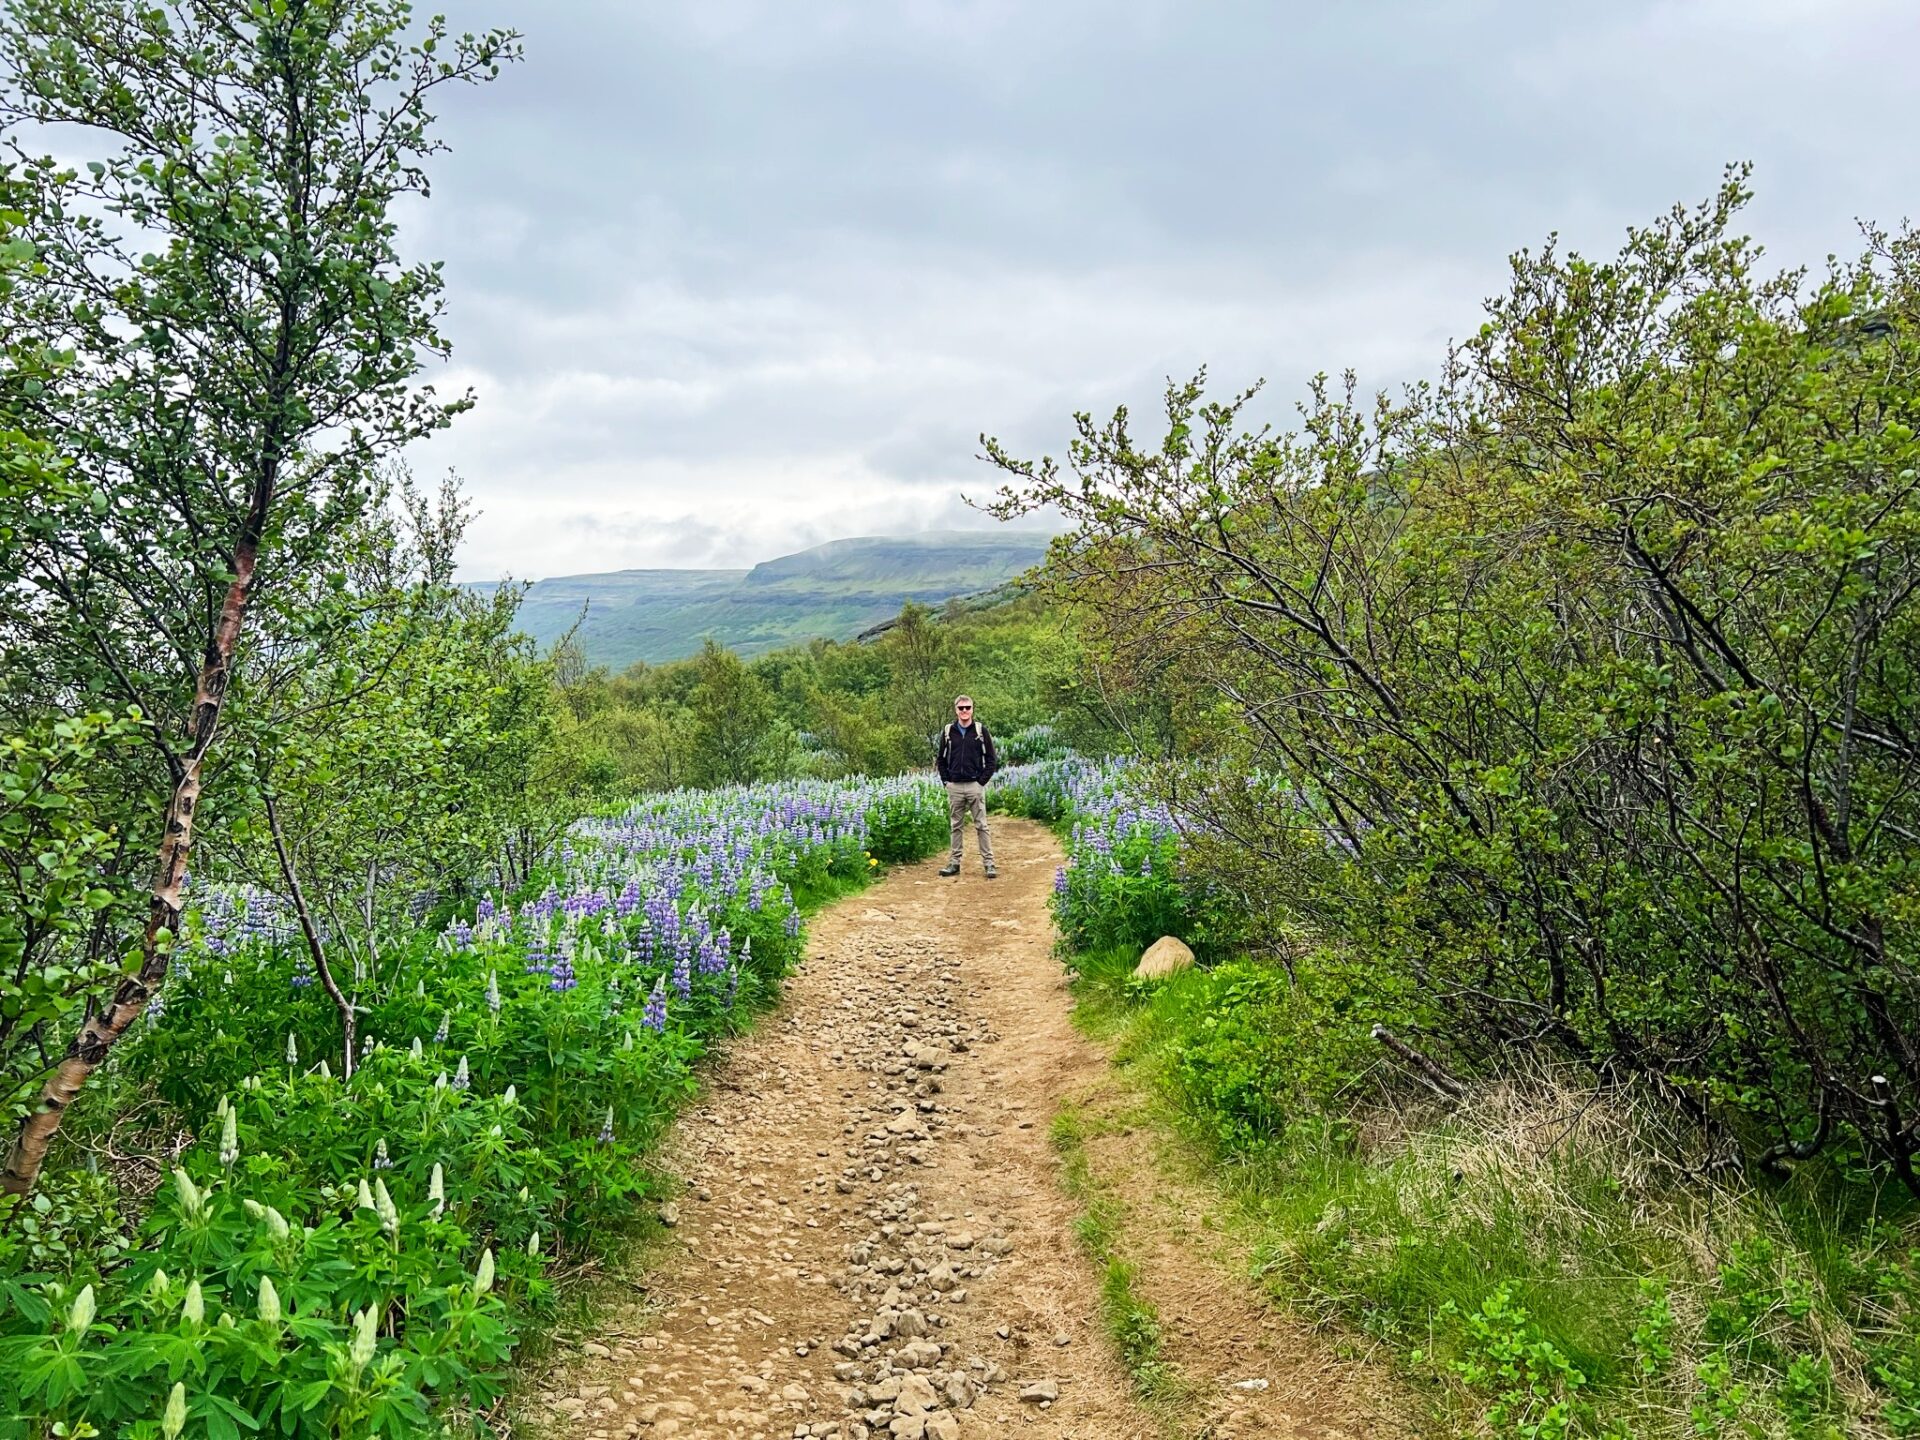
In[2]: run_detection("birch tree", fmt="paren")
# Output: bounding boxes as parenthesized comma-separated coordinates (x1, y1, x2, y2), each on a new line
(0, 0, 518, 1196)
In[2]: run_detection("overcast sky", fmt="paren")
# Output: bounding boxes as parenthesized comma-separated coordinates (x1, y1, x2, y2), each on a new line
(405, 0, 1920, 581)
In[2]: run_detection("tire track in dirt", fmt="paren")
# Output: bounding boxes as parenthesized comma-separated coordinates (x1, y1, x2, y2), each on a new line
(521, 818, 1405, 1440)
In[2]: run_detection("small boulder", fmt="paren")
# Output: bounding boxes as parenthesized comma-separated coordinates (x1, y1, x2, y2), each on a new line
(1133, 936, 1195, 981)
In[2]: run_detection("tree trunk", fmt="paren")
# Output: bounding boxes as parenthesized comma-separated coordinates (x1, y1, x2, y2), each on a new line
(2, 508, 267, 1197)
(265, 789, 356, 1079)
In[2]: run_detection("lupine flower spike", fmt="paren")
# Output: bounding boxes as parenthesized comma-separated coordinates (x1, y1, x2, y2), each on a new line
(374, 1179, 400, 1239)
(162, 1382, 188, 1440)
(349, 1305, 379, 1371)
(219, 1104, 239, 1168)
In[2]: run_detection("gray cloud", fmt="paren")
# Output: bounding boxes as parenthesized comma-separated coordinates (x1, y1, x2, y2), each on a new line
(408, 0, 1920, 580)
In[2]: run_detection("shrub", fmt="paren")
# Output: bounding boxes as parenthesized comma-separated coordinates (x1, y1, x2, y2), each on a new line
(988, 180, 1920, 1186)
(998, 723, 1067, 767)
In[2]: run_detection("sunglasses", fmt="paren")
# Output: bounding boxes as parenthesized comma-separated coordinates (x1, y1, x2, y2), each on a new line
(955, 705, 973, 711)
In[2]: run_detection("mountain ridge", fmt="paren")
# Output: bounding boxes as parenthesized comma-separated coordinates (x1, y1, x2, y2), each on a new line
(485, 530, 1054, 669)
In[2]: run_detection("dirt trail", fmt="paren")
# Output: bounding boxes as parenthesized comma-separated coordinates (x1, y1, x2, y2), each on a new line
(522, 819, 1406, 1440)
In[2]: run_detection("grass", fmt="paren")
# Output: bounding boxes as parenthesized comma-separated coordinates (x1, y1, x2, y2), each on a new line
(1064, 951, 1920, 1440)
(1049, 1105, 1190, 1416)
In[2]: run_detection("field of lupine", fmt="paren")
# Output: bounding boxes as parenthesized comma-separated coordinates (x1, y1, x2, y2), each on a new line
(0, 776, 948, 1439)
(990, 758, 1213, 961)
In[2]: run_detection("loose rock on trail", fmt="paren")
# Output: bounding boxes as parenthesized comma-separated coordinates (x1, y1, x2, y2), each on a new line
(522, 818, 1400, 1439)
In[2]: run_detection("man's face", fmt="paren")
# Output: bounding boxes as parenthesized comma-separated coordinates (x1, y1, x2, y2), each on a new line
(954, 702, 973, 726)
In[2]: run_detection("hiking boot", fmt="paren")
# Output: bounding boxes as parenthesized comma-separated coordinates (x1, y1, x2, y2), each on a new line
(984, 865, 998, 880)
(939, 862, 961, 877)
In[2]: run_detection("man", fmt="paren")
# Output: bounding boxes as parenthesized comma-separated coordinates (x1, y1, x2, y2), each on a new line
(935, 694, 998, 878)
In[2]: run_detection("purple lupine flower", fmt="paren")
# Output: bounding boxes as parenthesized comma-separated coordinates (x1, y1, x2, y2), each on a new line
(643, 979, 667, 1032)
(1054, 866, 1070, 895)
(549, 950, 577, 992)
(598, 1105, 615, 1144)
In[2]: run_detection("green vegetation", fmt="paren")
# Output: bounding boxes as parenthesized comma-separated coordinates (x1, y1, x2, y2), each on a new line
(3, 1, 1916, 1435)
(991, 174, 1920, 1435)
(0, 776, 946, 1436)
(993, 176, 1920, 1187)
(491, 531, 1055, 669)
(550, 589, 1105, 794)
(1067, 948, 1920, 1438)
(0, 5, 956, 1434)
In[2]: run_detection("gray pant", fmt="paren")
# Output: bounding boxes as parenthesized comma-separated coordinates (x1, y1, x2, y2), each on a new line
(946, 781, 994, 867)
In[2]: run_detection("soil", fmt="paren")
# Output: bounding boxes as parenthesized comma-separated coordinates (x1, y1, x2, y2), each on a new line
(518, 818, 1412, 1440)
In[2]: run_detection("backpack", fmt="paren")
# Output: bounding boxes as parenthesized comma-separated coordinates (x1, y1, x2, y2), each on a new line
(941, 719, 989, 748)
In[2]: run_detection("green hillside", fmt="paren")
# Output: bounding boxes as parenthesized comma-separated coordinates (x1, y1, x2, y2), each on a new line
(487, 530, 1054, 667)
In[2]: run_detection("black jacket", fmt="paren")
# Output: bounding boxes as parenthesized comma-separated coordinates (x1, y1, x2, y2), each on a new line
(936, 720, 997, 784)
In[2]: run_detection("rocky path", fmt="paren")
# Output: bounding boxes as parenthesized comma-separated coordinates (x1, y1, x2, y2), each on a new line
(522, 818, 1399, 1440)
